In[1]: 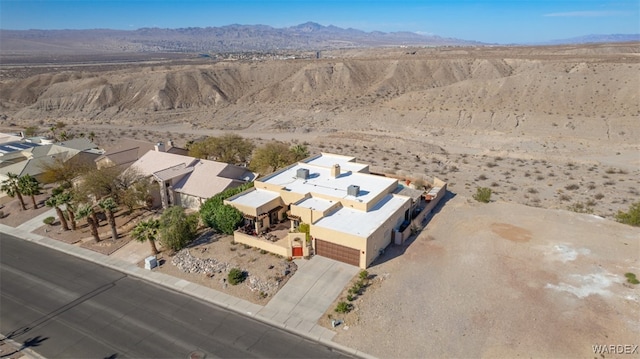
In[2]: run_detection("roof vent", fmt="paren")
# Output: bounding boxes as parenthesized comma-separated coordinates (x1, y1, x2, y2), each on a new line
(297, 168, 310, 179)
(347, 184, 360, 197)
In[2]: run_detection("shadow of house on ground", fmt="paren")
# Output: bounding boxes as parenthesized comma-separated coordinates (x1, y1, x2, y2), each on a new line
(370, 190, 456, 268)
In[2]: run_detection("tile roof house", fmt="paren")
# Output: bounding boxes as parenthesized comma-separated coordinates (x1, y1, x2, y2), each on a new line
(129, 149, 256, 210)
(0, 137, 101, 184)
(95, 139, 187, 170)
(225, 153, 447, 268)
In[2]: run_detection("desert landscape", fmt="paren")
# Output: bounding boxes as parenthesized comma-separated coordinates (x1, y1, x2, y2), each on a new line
(1, 41, 639, 357)
(1, 43, 638, 218)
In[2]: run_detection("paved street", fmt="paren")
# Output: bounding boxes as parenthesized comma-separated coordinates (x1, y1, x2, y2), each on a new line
(0, 234, 354, 358)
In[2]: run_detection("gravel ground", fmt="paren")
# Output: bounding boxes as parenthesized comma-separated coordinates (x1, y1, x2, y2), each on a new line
(144, 230, 297, 305)
(331, 196, 639, 358)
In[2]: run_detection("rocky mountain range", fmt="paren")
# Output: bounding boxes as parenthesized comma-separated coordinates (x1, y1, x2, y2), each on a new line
(0, 22, 483, 55)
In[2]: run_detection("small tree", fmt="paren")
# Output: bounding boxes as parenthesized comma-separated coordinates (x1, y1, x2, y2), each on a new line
(132, 219, 161, 255)
(615, 201, 640, 227)
(23, 126, 38, 137)
(39, 154, 86, 187)
(211, 205, 244, 235)
(298, 222, 311, 242)
(249, 141, 296, 174)
(189, 134, 255, 165)
(159, 206, 198, 251)
(200, 182, 254, 229)
(18, 174, 42, 210)
(98, 197, 119, 240)
(1, 173, 27, 211)
(473, 187, 492, 203)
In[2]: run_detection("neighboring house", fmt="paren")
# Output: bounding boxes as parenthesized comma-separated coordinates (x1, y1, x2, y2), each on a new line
(225, 153, 447, 268)
(0, 137, 101, 184)
(95, 139, 187, 170)
(0, 132, 24, 145)
(129, 149, 256, 210)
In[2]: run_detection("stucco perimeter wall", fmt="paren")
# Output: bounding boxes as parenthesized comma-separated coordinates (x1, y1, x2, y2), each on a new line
(423, 181, 447, 216)
(366, 198, 412, 267)
(233, 231, 290, 257)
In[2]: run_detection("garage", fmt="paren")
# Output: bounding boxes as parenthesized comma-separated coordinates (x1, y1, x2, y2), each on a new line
(315, 239, 360, 266)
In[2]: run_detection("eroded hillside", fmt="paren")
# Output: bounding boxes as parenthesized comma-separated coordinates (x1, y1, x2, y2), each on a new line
(1, 44, 638, 143)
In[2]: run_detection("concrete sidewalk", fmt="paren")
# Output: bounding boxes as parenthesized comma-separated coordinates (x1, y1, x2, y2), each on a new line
(0, 223, 373, 358)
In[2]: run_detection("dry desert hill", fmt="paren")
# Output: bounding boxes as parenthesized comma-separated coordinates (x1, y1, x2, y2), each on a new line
(0, 43, 639, 218)
(1, 42, 639, 358)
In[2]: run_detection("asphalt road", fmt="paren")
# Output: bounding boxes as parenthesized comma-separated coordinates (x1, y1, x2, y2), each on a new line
(0, 233, 352, 359)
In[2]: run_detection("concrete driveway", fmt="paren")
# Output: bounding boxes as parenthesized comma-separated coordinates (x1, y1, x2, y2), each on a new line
(258, 256, 359, 324)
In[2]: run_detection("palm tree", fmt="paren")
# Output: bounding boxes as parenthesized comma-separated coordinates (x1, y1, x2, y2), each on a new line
(1, 173, 27, 211)
(290, 144, 310, 161)
(98, 197, 118, 241)
(18, 174, 42, 210)
(58, 191, 77, 230)
(45, 195, 69, 231)
(132, 219, 161, 255)
(76, 204, 100, 242)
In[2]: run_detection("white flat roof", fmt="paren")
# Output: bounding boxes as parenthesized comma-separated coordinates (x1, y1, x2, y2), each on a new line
(228, 189, 280, 208)
(295, 197, 335, 212)
(304, 153, 368, 173)
(261, 163, 397, 205)
(313, 194, 410, 238)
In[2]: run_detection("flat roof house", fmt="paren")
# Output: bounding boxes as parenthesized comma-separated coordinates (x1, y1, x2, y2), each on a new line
(225, 153, 447, 268)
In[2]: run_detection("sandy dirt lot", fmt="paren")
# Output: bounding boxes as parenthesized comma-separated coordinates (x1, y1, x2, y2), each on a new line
(329, 195, 639, 358)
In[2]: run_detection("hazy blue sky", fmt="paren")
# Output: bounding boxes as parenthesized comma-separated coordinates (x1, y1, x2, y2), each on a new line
(1, 0, 638, 43)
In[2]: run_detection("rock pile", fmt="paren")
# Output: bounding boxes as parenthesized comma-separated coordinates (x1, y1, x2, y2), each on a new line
(171, 249, 297, 297)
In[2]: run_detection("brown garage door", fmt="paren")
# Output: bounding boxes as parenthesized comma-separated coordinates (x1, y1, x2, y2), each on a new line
(315, 239, 360, 266)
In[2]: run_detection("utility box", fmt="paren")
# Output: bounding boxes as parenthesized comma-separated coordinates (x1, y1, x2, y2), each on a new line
(144, 256, 158, 270)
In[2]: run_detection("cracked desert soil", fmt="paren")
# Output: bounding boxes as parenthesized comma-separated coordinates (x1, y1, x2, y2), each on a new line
(331, 196, 639, 358)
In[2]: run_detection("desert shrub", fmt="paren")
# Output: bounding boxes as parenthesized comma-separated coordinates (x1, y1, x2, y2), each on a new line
(228, 268, 246, 285)
(625, 272, 639, 285)
(567, 202, 592, 214)
(565, 184, 580, 191)
(477, 174, 488, 181)
(615, 201, 640, 227)
(159, 206, 199, 251)
(347, 294, 355, 301)
(359, 270, 369, 280)
(335, 301, 353, 313)
(527, 188, 538, 194)
(559, 194, 571, 202)
(43, 216, 55, 225)
(473, 187, 492, 203)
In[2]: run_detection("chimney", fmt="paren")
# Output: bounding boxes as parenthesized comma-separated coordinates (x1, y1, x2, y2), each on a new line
(154, 142, 165, 152)
(331, 164, 340, 178)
